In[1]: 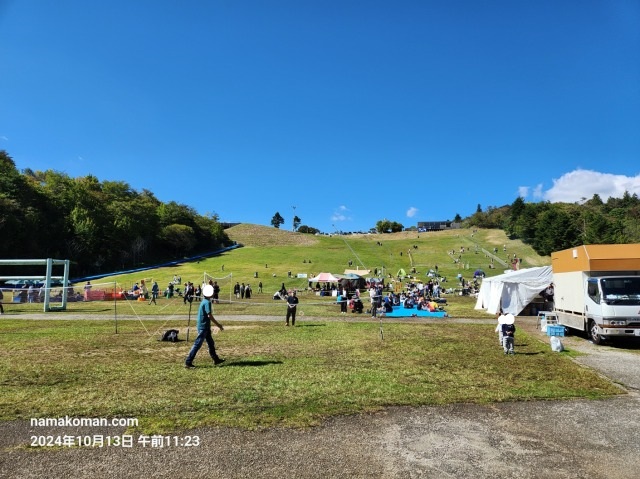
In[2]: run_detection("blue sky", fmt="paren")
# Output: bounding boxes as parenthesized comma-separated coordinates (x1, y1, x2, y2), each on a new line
(1, 1, 639, 233)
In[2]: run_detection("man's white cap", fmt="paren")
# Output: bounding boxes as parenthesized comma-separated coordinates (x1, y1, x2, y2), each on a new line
(203, 284, 214, 298)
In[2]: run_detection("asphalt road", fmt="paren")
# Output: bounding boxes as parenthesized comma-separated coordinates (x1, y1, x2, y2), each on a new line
(2, 317, 640, 479)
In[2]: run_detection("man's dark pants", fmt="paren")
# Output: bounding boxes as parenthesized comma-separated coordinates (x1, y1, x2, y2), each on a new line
(286, 307, 296, 326)
(186, 328, 219, 365)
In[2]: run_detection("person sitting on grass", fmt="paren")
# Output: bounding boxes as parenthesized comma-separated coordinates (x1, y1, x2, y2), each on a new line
(417, 297, 428, 311)
(383, 300, 393, 313)
(404, 296, 415, 309)
(352, 298, 364, 314)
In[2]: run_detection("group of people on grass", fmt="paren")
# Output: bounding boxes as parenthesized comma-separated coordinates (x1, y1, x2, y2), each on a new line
(336, 288, 364, 314)
(403, 278, 444, 299)
(233, 282, 253, 300)
(332, 280, 449, 318)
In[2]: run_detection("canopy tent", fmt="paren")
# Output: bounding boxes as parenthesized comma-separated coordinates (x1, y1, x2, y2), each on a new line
(340, 273, 362, 280)
(309, 272, 340, 283)
(335, 273, 366, 291)
(397, 268, 407, 277)
(344, 269, 371, 276)
(474, 266, 553, 316)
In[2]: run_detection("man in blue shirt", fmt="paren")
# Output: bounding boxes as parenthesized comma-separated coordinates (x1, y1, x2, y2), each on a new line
(185, 284, 225, 368)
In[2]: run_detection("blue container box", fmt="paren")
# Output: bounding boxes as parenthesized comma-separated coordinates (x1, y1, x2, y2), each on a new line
(547, 324, 565, 337)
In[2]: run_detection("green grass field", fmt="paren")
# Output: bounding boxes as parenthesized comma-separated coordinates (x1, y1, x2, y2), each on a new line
(0, 318, 620, 433)
(2, 226, 619, 434)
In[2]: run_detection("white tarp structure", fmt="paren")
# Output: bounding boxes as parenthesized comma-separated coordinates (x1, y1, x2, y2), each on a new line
(474, 266, 553, 316)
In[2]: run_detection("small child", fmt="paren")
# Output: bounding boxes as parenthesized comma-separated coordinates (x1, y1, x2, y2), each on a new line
(495, 310, 505, 346)
(501, 314, 516, 355)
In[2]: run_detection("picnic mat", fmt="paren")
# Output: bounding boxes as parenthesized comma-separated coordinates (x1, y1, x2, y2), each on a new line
(384, 306, 447, 318)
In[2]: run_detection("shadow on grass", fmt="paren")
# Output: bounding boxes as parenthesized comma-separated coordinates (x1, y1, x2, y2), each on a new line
(223, 360, 283, 367)
(600, 338, 640, 351)
(297, 323, 326, 328)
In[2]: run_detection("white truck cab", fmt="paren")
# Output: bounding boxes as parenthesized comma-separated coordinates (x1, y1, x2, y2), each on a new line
(552, 245, 640, 345)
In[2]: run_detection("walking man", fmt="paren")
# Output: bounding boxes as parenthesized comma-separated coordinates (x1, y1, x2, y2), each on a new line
(185, 284, 225, 368)
(149, 281, 159, 305)
(285, 290, 299, 326)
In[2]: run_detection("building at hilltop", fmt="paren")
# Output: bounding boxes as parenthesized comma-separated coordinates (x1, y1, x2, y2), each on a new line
(416, 221, 461, 232)
(221, 222, 241, 229)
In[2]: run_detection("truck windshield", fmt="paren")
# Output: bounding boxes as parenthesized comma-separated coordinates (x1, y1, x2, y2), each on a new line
(601, 278, 640, 305)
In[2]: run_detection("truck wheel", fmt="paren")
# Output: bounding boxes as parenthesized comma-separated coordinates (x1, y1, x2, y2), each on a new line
(589, 320, 603, 345)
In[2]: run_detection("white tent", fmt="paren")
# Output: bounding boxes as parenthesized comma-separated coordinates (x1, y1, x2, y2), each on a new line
(474, 266, 553, 316)
(309, 272, 340, 283)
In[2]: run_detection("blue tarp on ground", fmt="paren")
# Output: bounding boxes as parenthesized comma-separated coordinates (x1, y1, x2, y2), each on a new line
(384, 306, 447, 318)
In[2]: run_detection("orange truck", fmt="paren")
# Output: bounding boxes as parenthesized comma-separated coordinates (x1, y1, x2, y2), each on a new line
(551, 244, 640, 344)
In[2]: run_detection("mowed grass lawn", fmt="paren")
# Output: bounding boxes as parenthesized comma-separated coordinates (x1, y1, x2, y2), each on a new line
(0, 318, 621, 433)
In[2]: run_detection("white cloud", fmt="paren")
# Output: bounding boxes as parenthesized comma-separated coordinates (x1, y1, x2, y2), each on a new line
(331, 205, 351, 222)
(518, 184, 545, 199)
(532, 184, 544, 199)
(519, 169, 640, 204)
(406, 207, 418, 218)
(0, 135, 8, 141)
(543, 169, 640, 203)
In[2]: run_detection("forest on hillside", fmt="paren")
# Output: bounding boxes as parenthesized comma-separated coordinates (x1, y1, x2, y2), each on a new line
(465, 195, 640, 255)
(0, 151, 231, 275)
(2, 148, 640, 276)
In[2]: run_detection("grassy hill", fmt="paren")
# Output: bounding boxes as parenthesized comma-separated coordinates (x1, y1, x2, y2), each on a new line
(4, 226, 617, 433)
(93, 224, 550, 316)
(225, 223, 320, 247)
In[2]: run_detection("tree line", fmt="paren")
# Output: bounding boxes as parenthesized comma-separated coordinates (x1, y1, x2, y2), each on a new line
(0, 150, 231, 276)
(465, 194, 640, 255)
(3, 148, 639, 276)
(270, 211, 320, 234)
